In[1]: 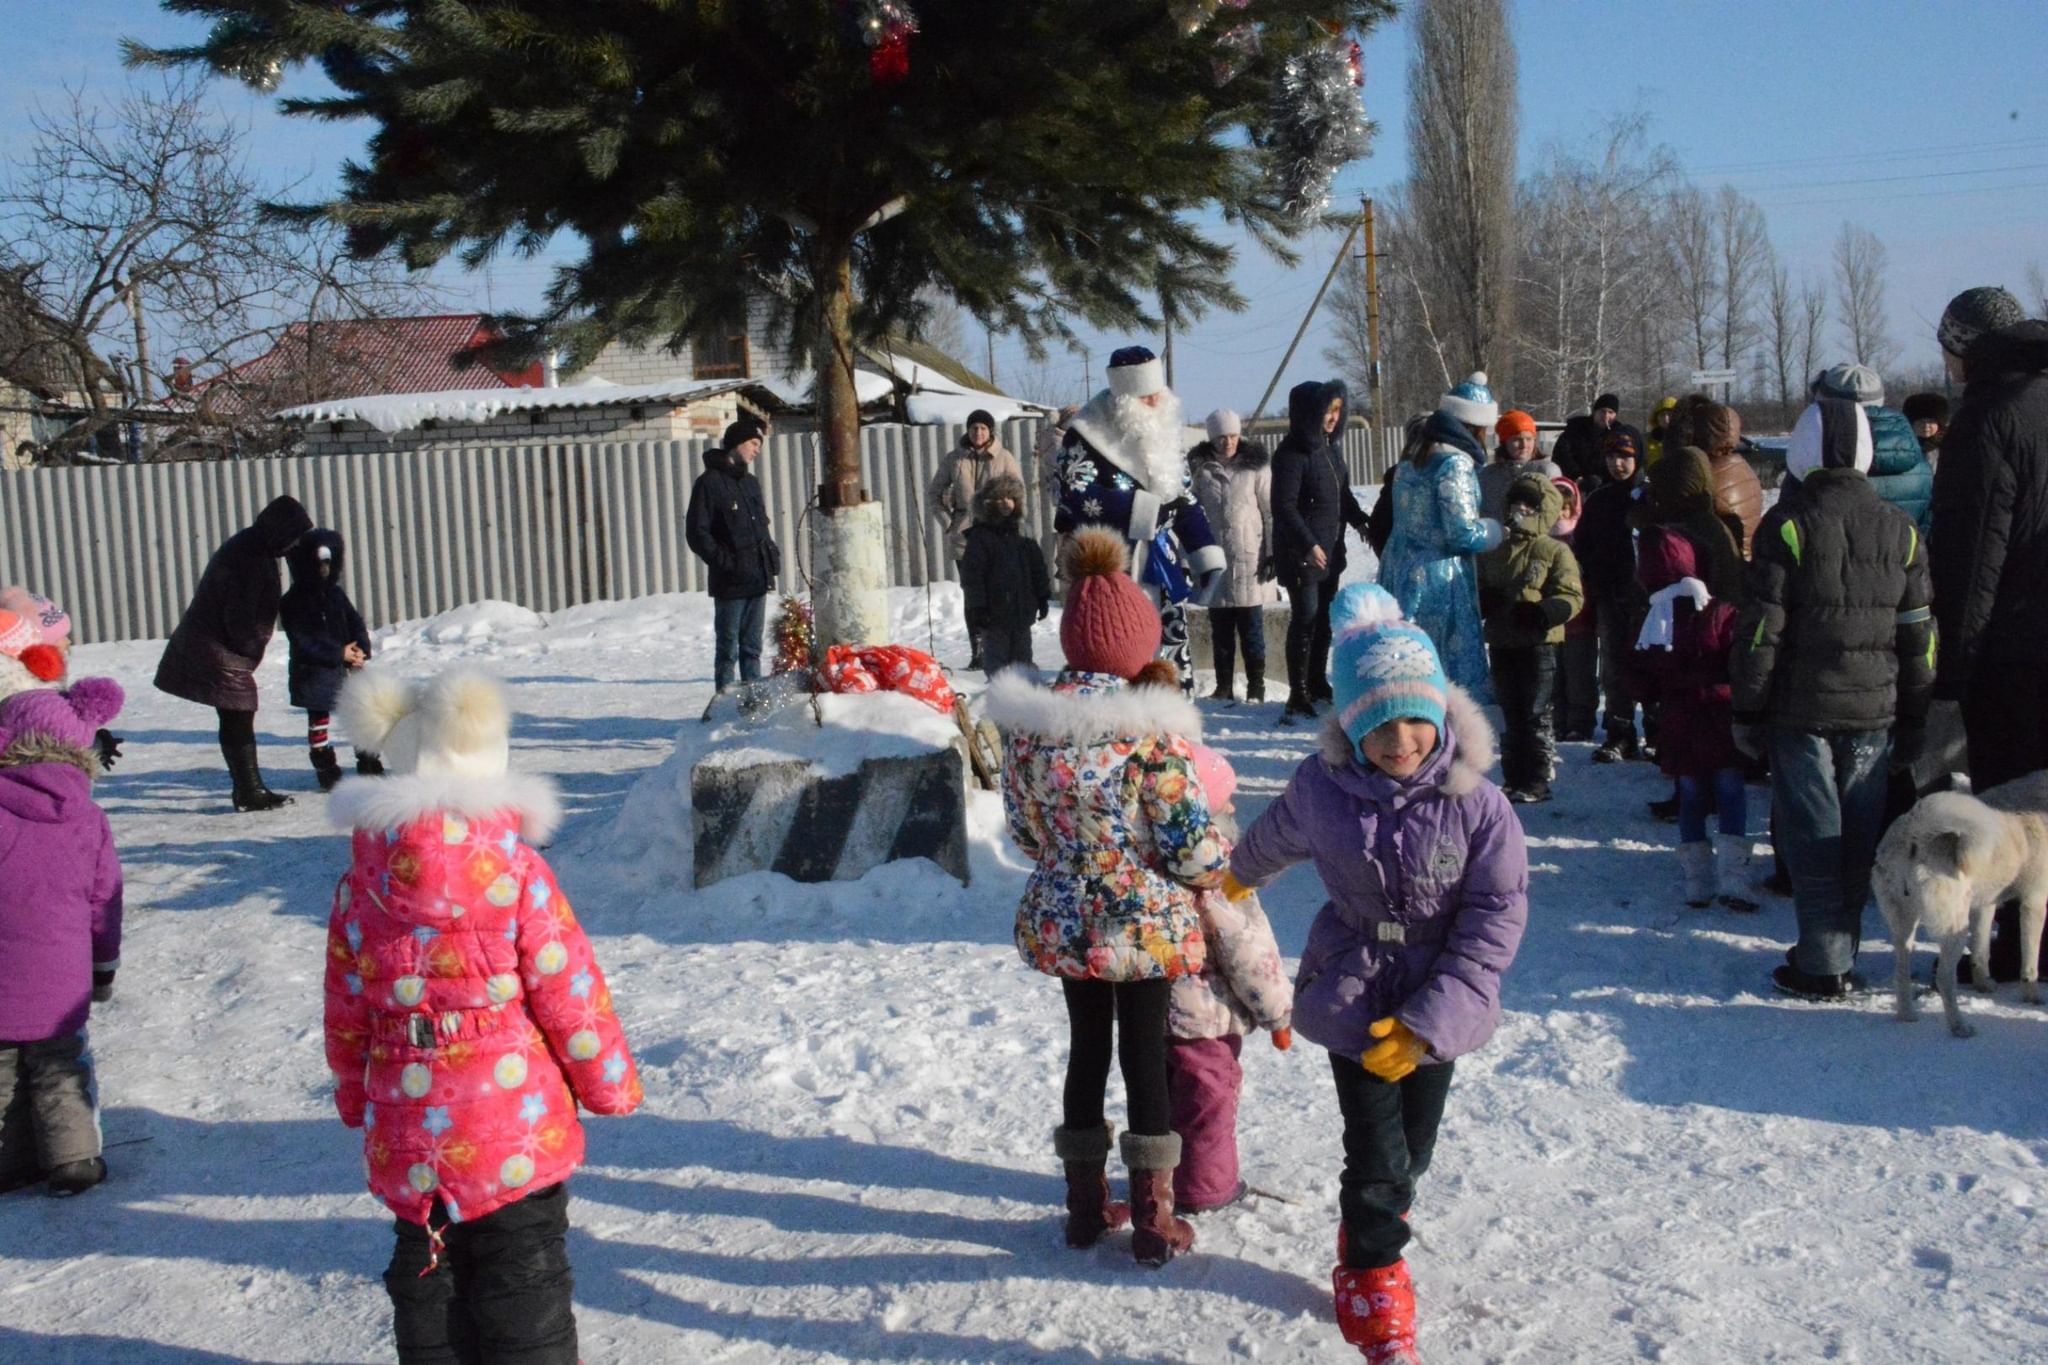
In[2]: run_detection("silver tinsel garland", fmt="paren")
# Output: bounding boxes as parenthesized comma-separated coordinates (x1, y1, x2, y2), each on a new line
(1268, 38, 1371, 224)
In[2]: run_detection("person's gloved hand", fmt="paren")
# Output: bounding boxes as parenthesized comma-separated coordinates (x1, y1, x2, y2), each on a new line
(1731, 722, 1767, 762)
(1271, 1026, 1293, 1052)
(1037, 601, 1050, 622)
(1507, 600, 1550, 632)
(92, 971, 115, 1004)
(1194, 565, 1225, 606)
(1890, 723, 1926, 772)
(1361, 1017, 1429, 1082)
(1220, 870, 1254, 901)
(1256, 554, 1276, 583)
(93, 729, 123, 772)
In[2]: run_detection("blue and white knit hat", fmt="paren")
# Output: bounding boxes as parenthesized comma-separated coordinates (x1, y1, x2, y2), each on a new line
(1437, 371, 1499, 429)
(1329, 584, 1448, 753)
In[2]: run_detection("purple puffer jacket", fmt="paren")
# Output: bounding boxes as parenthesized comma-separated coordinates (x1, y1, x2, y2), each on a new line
(0, 748, 123, 1039)
(1230, 686, 1528, 1062)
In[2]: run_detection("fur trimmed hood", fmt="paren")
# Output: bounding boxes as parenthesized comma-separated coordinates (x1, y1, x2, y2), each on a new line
(329, 769, 563, 844)
(1188, 439, 1271, 473)
(0, 733, 99, 782)
(1317, 681, 1495, 797)
(970, 470, 1029, 525)
(982, 668, 1202, 745)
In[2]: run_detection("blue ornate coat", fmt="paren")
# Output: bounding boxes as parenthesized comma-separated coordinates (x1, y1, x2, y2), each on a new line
(1377, 415, 1502, 693)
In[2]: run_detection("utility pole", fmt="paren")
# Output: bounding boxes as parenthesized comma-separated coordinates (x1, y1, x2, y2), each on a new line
(1162, 313, 1175, 387)
(1249, 215, 1364, 425)
(1363, 196, 1383, 428)
(985, 323, 997, 388)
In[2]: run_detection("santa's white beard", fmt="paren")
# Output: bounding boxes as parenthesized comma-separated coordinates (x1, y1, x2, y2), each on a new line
(1108, 390, 1188, 494)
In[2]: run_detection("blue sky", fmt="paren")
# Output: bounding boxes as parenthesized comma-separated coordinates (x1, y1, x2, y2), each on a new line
(5, 0, 2045, 418)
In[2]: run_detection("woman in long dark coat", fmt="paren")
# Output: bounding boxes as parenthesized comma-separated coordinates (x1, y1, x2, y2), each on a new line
(154, 494, 313, 811)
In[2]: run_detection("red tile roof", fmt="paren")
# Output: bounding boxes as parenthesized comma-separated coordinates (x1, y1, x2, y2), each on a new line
(172, 314, 542, 419)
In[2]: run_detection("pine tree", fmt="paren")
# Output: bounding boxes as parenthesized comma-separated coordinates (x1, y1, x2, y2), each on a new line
(132, 0, 1391, 632)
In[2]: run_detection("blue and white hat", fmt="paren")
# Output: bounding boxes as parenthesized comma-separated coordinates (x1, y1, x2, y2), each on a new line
(1437, 371, 1499, 429)
(1329, 584, 1448, 754)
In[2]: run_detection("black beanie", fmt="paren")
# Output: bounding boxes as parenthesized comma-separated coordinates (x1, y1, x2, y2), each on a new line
(722, 419, 762, 451)
(1592, 392, 1620, 414)
(966, 409, 996, 433)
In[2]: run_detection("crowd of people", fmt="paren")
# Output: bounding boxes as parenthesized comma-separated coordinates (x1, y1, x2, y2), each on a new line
(1, 279, 2043, 1363)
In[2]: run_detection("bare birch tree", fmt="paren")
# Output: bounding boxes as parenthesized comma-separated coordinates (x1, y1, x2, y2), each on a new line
(1663, 186, 1718, 372)
(1715, 186, 1770, 375)
(1798, 274, 1829, 390)
(1406, 0, 1518, 379)
(1832, 222, 1896, 371)
(1762, 253, 1799, 408)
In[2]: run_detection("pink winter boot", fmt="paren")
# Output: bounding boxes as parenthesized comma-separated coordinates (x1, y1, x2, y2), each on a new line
(1333, 1257, 1421, 1363)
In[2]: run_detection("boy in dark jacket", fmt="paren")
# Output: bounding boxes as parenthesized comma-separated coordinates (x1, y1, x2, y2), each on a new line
(1271, 378, 1370, 720)
(1732, 398, 1933, 1000)
(959, 473, 1051, 679)
(1578, 429, 1649, 763)
(279, 530, 377, 790)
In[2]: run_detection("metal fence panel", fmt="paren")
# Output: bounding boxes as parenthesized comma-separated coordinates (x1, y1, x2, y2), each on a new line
(4, 418, 1221, 644)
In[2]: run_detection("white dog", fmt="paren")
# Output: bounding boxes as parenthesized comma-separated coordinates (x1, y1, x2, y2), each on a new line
(1872, 772, 2048, 1037)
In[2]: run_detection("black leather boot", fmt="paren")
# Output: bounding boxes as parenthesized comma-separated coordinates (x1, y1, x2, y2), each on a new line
(229, 739, 292, 812)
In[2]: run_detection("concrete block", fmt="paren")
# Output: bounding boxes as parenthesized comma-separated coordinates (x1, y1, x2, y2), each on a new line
(1185, 603, 1294, 685)
(691, 742, 969, 889)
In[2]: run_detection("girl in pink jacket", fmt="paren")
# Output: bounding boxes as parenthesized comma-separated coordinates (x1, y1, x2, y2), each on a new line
(324, 667, 639, 1365)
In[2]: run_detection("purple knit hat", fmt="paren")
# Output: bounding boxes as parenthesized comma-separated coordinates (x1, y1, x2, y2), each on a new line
(0, 676, 123, 752)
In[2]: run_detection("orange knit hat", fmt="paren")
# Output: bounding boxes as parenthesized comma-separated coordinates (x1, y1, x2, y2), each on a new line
(1059, 528, 1161, 679)
(1496, 409, 1536, 441)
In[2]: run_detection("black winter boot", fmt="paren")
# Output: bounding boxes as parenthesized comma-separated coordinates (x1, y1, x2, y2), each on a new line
(46, 1156, 106, 1197)
(1053, 1122, 1130, 1249)
(228, 740, 292, 813)
(1279, 688, 1316, 726)
(1243, 659, 1266, 704)
(1122, 1132, 1194, 1266)
(355, 751, 386, 777)
(310, 746, 344, 792)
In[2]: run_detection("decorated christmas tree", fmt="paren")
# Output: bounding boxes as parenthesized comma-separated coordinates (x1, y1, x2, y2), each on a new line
(134, 0, 1388, 640)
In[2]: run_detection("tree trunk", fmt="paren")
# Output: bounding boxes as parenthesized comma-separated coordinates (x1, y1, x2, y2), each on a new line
(808, 237, 891, 648)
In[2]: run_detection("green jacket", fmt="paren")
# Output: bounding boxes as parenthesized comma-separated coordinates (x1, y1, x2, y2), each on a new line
(1478, 473, 1585, 648)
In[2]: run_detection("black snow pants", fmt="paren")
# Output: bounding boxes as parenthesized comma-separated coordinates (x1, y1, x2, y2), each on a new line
(384, 1182, 578, 1365)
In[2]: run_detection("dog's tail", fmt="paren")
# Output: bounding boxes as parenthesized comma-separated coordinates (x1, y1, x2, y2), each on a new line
(1909, 791, 2007, 879)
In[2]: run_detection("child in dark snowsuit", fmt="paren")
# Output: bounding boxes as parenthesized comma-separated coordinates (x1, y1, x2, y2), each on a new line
(1227, 585, 1528, 1363)
(280, 529, 379, 789)
(959, 472, 1052, 680)
(1476, 472, 1584, 803)
(0, 678, 125, 1197)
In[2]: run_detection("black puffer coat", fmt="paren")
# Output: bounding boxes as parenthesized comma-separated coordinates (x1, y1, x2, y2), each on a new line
(1576, 464, 1644, 601)
(1732, 462, 1933, 734)
(1930, 321, 2048, 696)
(153, 495, 313, 712)
(685, 446, 779, 600)
(1270, 379, 1367, 586)
(279, 529, 372, 713)
(959, 473, 1052, 633)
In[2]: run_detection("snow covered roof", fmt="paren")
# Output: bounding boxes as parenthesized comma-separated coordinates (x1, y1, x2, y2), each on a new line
(756, 368, 899, 408)
(274, 377, 769, 433)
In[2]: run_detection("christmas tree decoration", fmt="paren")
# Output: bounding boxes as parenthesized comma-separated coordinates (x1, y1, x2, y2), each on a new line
(1213, 22, 1262, 86)
(1266, 34, 1372, 223)
(848, 0, 919, 86)
(771, 596, 817, 679)
(208, 17, 285, 92)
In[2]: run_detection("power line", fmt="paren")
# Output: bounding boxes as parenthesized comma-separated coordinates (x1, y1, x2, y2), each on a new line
(1750, 177, 2048, 210)
(1695, 136, 2048, 176)
(1737, 161, 2048, 193)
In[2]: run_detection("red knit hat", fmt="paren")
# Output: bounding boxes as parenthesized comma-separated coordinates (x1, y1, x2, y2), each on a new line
(1059, 528, 1161, 679)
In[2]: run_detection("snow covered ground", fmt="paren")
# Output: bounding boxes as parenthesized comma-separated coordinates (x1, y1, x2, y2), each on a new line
(4, 563, 2047, 1363)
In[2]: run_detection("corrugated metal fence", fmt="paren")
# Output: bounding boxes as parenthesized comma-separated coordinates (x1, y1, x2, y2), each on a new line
(0, 419, 1398, 645)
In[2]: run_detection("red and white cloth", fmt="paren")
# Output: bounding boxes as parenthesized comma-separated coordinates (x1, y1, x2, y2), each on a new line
(818, 644, 956, 715)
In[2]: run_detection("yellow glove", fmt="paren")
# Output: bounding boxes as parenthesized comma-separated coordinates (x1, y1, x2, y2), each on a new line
(1220, 870, 1254, 902)
(1360, 1017, 1429, 1082)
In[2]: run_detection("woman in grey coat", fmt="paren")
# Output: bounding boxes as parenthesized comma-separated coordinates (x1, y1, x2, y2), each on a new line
(1188, 409, 1278, 702)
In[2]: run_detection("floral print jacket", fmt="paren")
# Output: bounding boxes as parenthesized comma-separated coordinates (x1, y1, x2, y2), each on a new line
(984, 670, 1228, 982)
(324, 772, 641, 1226)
